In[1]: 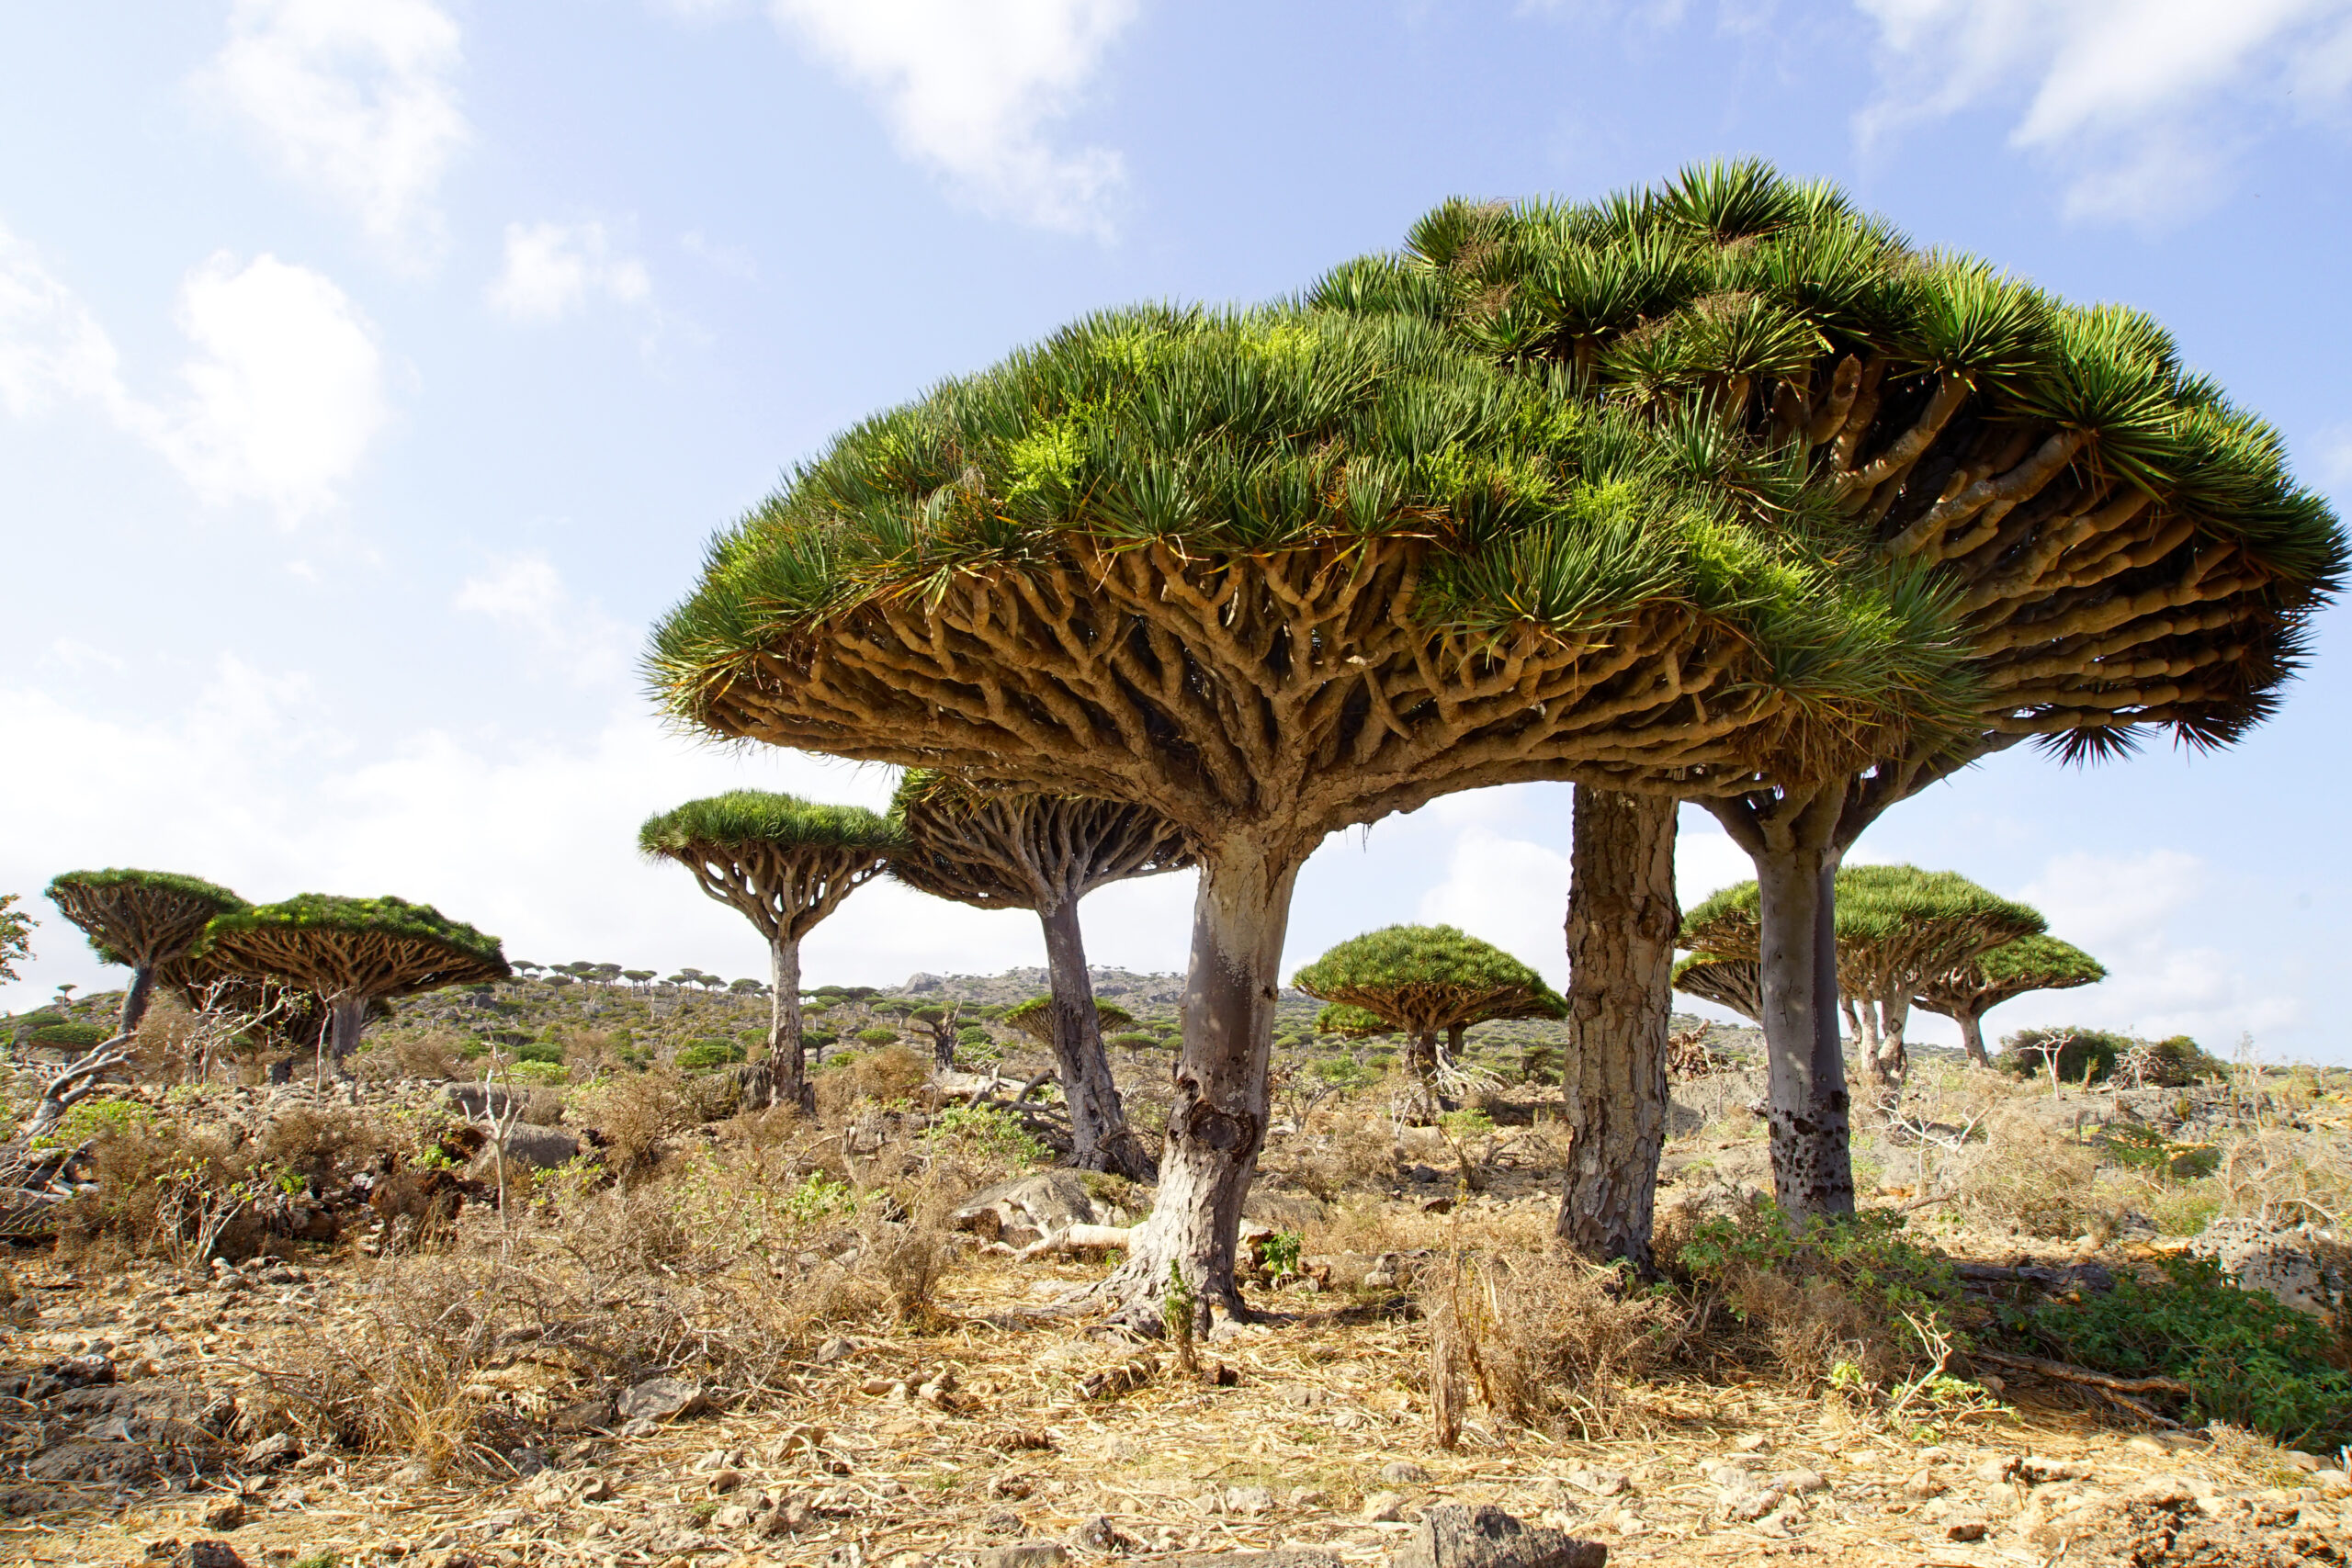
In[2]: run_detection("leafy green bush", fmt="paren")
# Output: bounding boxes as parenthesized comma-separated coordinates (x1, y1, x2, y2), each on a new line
(1678, 1205, 1959, 1322)
(502, 1060, 570, 1086)
(30, 1098, 154, 1151)
(673, 1037, 747, 1072)
(1999, 1029, 2227, 1087)
(855, 1027, 899, 1046)
(31, 1021, 110, 1050)
(1519, 1043, 1562, 1086)
(1309, 1054, 1376, 1089)
(1106, 1032, 1159, 1049)
(928, 1103, 1046, 1166)
(2010, 1255, 2352, 1449)
(514, 1039, 565, 1065)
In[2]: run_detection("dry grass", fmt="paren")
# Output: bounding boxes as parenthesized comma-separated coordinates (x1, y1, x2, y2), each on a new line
(567, 1068, 693, 1180)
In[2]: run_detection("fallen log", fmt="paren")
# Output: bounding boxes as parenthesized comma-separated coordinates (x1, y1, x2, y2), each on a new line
(1016, 1223, 1135, 1261)
(1971, 1348, 2193, 1397)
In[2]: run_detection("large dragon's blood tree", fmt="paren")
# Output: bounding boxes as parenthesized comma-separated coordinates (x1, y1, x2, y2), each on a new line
(195, 895, 506, 1071)
(889, 770, 1192, 1177)
(639, 791, 899, 1111)
(1318, 160, 2346, 1222)
(649, 305, 1969, 1323)
(1673, 953, 1762, 1021)
(1682, 864, 2043, 1088)
(45, 869, 245, 1035)
(1913, 932, 2106, 1067)
(1292, 923, 1563, 1126)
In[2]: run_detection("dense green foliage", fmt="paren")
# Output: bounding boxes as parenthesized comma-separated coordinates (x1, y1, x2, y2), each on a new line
(1971, 934, 2106, 993)
(30, 1021, 111, 1050)
(1294, 924, 1563, 1036)
(0, 891, 32, 983)
(1000, 996, 1135, 1043)
(638, 790, 899, 856)
(199, 894, 506, 970)
(1996, 1028, 2227, 1086)
(674, 1037, 748, 1071)
(1682, 864, 2043, 958)
(2014, 1256, 2352, 1449)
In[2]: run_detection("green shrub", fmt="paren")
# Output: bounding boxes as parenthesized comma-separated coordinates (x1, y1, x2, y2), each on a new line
(1106, 1032, 1158, 1049)
(855, 1027, 899, 1046)
(1999, 1030, 2228, 1087)
(502, 1060, 570, 1086)
(30, 1098, 154, 1151)
(514, 1039, 565, 1065)
(30, 1021, 110, 1050)
(673, 1038, 747, 1072)
(2010, 1255, 2352, 1449)
(928, 1103, 1046, 1166)
(1309, 1055, 1376, 1089)
(1519, 1043, 1562, 1086)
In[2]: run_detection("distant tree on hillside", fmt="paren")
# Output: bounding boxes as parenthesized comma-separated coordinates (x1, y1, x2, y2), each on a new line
(0, 893, 33, 985)
(639, 790, 898, 1111)
(1913, 935, 2105, 1066)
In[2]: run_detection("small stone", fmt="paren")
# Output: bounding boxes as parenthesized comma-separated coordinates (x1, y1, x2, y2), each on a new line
(389, 1461, 433, 1489)
(712, 1504, 753, 1530)
(813, 1337, 857, 1364)
(1067, 1515, 1125, 1552)
(1224, 1484, 1274, 1517)
(982, 1507, 1025, 1535)
(708, 1468, 743, 1495)
(616, 1376, 708, 1424)
(2016, 1455, 2084, 1485)
(1277, 1382, 1326, 1408)
(179, 1544, 247, 1568)
(861, 1378, 898, 1396)
(239, 1434, 300, 1471)
(2282, 1450, 2323, 1472)
(201, 1498, 246, 1531)
(1765, 1469, 1827, 1495)
(1382, 1461, 1433, 1484)
(1289, 1486, 1331, 1509)
(1943, 1518, 1987, 1542)
(1566, 1469, 1629, 1497)
(1901, 1469, 1945, 1499)
(1973, 1457, 2018, 1485)
(1390, 1503, 1606, 1568)
(1362, 1489, 1408, 1523)
(1724, 1488, 1782, 1521)
(983, 1543, 1068, 1568)
(1732, 1434, 1768, 1452)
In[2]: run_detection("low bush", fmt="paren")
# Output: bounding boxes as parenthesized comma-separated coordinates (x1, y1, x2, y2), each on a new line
(812, 1043, 929, 1118)
(1998, 1029, 2227, 1087)
(1421, 1245, 1678, 1438)
(673, 1037, 746, 1072)
(514, 1039, 564, 1065)
(2007, 1255, 2352, 1450)
(927, 1102, 1047, 1168)
(569, 1069, 690, 1179)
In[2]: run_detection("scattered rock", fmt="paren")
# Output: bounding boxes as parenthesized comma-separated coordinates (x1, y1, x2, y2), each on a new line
(1391, 1504, 1607, 1568)
(1276, 1382, 1326, 1408)
(1902, 1469, 1946, 1499)
(615, 1376, 708, 1424)
(1765, 1470, 1827, 1495)
(1564, 1469, 1628, 1497)
(813, 1337, 858, 1364)
(1382, 1461, 1433, 1484)
(953, 1172, 1097, 1247)
(1942, 1518, 1987, 1542)
(1170, 1554, 1343, 1568)
(178, 1544, 247, 1568)
(466, 1122, 581, 1179)
(1224, 1484, 1274, 1517)
(550, 1392, 616, 1433)
(984, 1540, 1068, 1568)
(239, 1434, 300, 1471)
(1723, 1488, 1781, 1522)
(1362, 1490, 1408, 1523)
(1068, 1515, 1133, 1552)
(200, 1497, 245, 1531)
(982, 1507, 1026, 1535)
(2188, 1217, 2346, 1318)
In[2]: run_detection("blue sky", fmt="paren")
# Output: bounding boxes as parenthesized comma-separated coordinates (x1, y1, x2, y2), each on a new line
(5, 1, 2351, 1062)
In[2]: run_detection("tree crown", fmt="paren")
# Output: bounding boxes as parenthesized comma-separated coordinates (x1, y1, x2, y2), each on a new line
(888, 768, 1195, 910)
(1293, 923, 1564, 1034)
(639, 790, 899, 858)
(1313, 160, 2345, 767)
(198, 894, 508, 998)
(45, 868, 245, 967)
(1000, 995, 1134, 1045)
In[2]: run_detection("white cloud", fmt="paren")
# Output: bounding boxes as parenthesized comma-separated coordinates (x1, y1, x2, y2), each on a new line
(201, 0, 469, 266)
(1853, 0, 2352, 220)
(154, 254, 388, 519)
(763, 0, 1136, 235)
(0, 233, 386, 522)
(454, 551, 634, 686)
(487, 222, 653, 324)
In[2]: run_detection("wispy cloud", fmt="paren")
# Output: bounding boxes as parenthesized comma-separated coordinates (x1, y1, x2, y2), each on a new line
(0, 228, 388, 523)
(453, 551, 633, 686)
(486, 222, 653, 323)
(1854, 0, 2352, 222)
(199, 0, 470, 267)
(750, 0, 1138, 237)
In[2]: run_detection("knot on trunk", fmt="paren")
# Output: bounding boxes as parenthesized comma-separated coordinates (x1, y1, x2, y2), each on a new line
(1180, 1104, 1252, 1153)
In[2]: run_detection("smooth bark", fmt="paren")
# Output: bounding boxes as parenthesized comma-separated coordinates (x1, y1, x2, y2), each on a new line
(1397, 1030, 1446, 1124)
(766, 934, 808, 1111)
(1557, 787, 1679, 1270)
(1038, 898, 1149, 1177)
(1746, 814, 1854, 1221)
(327, 994, 368, 1080)
(120, 965, 158, 1039)
(1101, 840, 1298, 1327)
(1955, 1010, 1989, 1067)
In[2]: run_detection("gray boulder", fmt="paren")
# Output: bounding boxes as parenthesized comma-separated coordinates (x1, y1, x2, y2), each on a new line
(2189, 1216, 2345, 1318)
(1391, 1505, 1606, 1568)
(953, 1171, 1096, 1247)
(466, 1122, 581, 1179)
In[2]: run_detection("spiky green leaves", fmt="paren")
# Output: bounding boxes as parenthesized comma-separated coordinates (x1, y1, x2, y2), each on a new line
(1293, 923, 1564, 1037)
(45, 869, 246, 969)
(639, 791, 899, 858)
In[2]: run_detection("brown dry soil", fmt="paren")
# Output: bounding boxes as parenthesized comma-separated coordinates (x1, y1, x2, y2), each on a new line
(4, 1242, 2347, 1568)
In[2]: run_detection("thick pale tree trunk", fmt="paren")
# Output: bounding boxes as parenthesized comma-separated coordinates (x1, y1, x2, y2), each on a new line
(1956, 1010, 1989, 1067)
(1038, 898, 1150, 1178)
(1874, 988, 1911, 1086)
(1557, 787, 1679, 1270)
(327, 994, 368, 1079)
(1744, 805, 1856, 1224)
(1100, 839, 1298, 1328)
(763, 935, 808, 1111)
(1395, 1030, 1446, 1124)
(120, 964, 158, 1039)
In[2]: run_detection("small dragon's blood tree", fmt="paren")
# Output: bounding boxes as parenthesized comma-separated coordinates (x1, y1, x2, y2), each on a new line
(638, 791, 899, 1111)
(195, 895, 504, 1073)
(889, 770, 1193, 1176)
(1682, 865, 2044, 1087)
(1913, 932, 2106, 1067)
(650, 304, 1965, 1324)
(45, 869, 245, 1035)
(1673, 953, 1763, 1021)
(1293, 924, 1563, 1126)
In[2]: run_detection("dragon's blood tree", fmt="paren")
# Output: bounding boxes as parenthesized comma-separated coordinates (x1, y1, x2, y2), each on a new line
(1673, 953, 1762, 1021)
(650, 305, 1968, 1323)
(1914, 932, 2105, 1067)
(1318, 161, 2346, 1220)
(1292, 925, 1563, 1126)
(639, 791, 899, 1111)
(1682, 865, 2044, 1087)
(45, 869, 245, 1035)
(889, 770, 1193, 1176)
(196, 895, 506, 1071)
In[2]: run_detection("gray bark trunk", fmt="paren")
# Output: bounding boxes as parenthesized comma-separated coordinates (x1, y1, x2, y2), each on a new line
(1397, 1031, 1445, 1124)
(326, 991, 367, 1081)
(120, 964, 158, 1039)
(1038, 897, 1149, 1178)
(1751, 843, 1855, 1222)
(766, 935, 808, 1111)
(1556, 786, 1679, 1270)
(1957, 1010, 1989, 1066)
(1100, 839, 1297, 1328)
